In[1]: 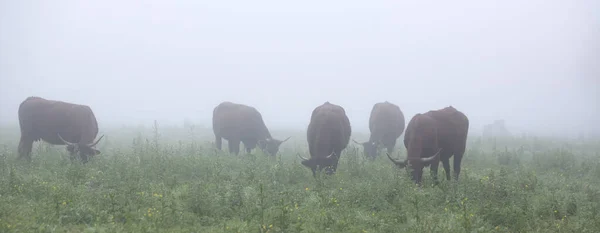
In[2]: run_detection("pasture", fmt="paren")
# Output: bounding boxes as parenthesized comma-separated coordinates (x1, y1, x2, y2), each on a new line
(1, 123, 599, 233)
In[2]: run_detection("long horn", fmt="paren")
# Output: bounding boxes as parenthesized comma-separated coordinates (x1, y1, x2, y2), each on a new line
(421, 148, 442, 163)
(57, 133, 76, 146)
(386, 152, 407, 167)
(324, 151, 337, 159)
(281, 136, 291, 143)
(87, 135, 105, 147)
(297, 152, 310, 161)
(352, 139, 362, 144)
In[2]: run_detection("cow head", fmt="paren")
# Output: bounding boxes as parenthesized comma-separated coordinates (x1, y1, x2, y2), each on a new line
(57, 134, 104, 163)
(386, 148, 441, 184)
(352, 139, 378, 160)
(258, 136, 291, 156)
(298, 152, 338, 175)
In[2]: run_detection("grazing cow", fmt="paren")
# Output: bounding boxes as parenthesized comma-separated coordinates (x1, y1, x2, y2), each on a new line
(387, 106, 469, 184)
(483, 119, 511, 139)
(298, 102, 351, 176)
(17, 96, 104, 163)
(353, 101, 405, 160)
(212, 101, 290, 156)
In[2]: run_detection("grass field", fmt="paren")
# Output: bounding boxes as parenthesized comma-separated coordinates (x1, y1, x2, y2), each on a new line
(1, 123, 599, 233)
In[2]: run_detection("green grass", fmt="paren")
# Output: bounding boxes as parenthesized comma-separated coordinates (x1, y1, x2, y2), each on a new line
(0, 124, 599, 233)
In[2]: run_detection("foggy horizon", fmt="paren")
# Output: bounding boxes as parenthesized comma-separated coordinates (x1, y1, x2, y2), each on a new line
(1, 0, 598, 138)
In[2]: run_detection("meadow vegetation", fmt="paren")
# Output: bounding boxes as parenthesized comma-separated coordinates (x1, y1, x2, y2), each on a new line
(0, 123, 599, 232)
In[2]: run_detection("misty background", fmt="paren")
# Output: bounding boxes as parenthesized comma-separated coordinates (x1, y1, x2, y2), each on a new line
(0, 0, 598, 138)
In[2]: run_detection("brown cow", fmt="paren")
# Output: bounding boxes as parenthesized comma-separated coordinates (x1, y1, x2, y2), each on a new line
(387, 106, 469, 184)
(212, 101, 290, 156)
(353, 101, 405, 160)
(298, 102, 351, 176)
(17, 96, 104, 163)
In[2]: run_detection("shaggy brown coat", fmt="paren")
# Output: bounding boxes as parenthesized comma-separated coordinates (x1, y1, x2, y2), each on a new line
(17, 96, 104, 163)
(387, 106, 469, 184)
(299, 102, 351, 176)
(354, 101, 405, 159)
(212, 101, 289, 156)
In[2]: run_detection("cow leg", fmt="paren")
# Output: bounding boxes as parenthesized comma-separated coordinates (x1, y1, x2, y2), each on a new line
(17, 137, 33, 162)
(328, 149, 343, 175)
(67, 145, 77, 162)
(215, 136, 222, 150)
(228, 139, 240, 155)
(243, 142, 252, 154)
(430, 158, 440, 185)
(441, 157, 452, 181)
(453, 153, 464, 181)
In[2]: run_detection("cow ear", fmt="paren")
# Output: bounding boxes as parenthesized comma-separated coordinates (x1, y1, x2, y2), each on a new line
(93, 149, 101, 155)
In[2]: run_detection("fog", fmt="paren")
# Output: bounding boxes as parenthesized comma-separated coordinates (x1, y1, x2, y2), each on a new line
(0, 0, 598, 138)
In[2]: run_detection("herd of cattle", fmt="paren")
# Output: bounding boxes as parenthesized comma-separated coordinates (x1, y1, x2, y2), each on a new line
(16, 96, 469, 184)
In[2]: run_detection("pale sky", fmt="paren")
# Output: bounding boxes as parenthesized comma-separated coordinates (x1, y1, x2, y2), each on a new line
(0, 0, 598, 137)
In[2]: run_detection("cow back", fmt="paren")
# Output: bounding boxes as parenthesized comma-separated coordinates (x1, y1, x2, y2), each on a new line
(307, 102, 351, 158)
(424, 106, 469, 153)
(18, 97, 99, 145)
(403, 113, 439, 156)
(368, 101, 405, 143)
(212, 102, 271, 140)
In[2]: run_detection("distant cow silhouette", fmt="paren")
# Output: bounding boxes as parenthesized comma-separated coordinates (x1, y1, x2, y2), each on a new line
(17, 96, 104, 163)
(353, 101, 405, 160)
(212, 101, 289, 156)
(483, 119, 511, 138)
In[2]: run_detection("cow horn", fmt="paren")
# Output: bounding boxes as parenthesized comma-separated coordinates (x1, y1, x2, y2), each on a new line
(352, 139, 362, 144)
(281, 136, 291, 143)
(325, 151, 336, 159)
(57, 133, 76, 146)
(297, 153, 310, 161)
(87, 135, 105, 147)
(420, 148, 442, 163)
(386, 152, 407, 167)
